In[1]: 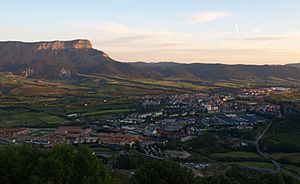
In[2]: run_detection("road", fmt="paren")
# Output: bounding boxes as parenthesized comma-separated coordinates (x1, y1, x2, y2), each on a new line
(256, 121, 282, 173)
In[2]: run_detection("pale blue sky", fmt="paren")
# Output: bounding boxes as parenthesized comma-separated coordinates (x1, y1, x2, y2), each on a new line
(1, 0, 300, 64)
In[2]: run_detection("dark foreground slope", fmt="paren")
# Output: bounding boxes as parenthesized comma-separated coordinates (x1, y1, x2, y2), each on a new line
(0, 144, 298, 184)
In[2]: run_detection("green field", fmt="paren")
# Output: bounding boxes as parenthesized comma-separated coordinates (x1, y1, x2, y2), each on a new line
(84, 108, 135, 116)
(210, 151, 262, 159)
(277, 133, 300, 147)
(0, 109, 70, 127)
(284, 164, 300, 174)
(229, 162, 275, 170)
(271, 152, 300, 164)
(39, 115, 71, 125)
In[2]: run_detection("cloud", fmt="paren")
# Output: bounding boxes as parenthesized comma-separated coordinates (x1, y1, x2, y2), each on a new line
(99, 35, 155, 45)
(252, 27, 263, 33)
(3, 21, 298, 65)
(180, 11, 232, 23)
(68, 21, 300, 64)
(112, 47, 300, 65)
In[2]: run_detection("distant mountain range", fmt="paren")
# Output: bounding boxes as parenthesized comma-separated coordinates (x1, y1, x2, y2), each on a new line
(0, 39, 299, 81)
(287, 63, 300, 69)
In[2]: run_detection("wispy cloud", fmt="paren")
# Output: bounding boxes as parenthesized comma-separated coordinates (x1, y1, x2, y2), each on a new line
(66, 21, 300, 64)
(7, 20, 297, 64)
(180, 11, 232, 23)
(69, 22, 192, 52)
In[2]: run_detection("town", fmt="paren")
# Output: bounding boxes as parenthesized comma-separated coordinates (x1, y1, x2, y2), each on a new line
(0, 86, 292, 174)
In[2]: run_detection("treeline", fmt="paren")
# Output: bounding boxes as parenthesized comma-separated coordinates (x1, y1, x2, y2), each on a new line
(0, 144, 299, 184)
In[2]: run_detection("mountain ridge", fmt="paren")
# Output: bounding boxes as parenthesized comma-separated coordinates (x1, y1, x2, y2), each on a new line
(0, 39, 300, 81)
(287, 63, 300, 68)
(0, 39, 158, 78)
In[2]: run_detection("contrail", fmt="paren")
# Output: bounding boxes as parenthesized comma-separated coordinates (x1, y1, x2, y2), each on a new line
(235, 24, 241, 39)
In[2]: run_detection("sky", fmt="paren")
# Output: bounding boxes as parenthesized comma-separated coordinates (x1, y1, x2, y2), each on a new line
(1, 0, 300, 65)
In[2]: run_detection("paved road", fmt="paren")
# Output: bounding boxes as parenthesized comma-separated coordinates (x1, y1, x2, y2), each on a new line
(256, 121, 282, 174)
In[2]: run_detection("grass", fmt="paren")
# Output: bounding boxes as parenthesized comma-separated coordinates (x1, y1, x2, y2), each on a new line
(277, 133, 300, 147)
(271, 152, 300, 164)
(39, 115, 71, 125)
(0, 109, 70, 127)
(76, 74, 206, 95)
(261, 117, 300, 152)
(84, 108, 135, 116)
(229, 162, 274, 170)
(210, 151, 262, 159)
(91, 146, 119, 154)
(282, 166, 300, 179)
(285, 164, 300, 172)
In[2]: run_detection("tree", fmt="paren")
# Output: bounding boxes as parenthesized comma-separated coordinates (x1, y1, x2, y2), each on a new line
(18, 145, 44, 184)
(30, 144, 113, 184)
(0, 146, 22, 184)
(114, 154, 138, 170)
(30, 158, 66, 184)
(133, 160, 195, 184)
(0, 144, 115, 184)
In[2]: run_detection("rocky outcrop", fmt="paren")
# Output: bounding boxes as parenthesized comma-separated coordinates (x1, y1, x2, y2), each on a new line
(59, 68, 72, 78)
(36, 39, 92, 50)
(22, 68, 34, 78)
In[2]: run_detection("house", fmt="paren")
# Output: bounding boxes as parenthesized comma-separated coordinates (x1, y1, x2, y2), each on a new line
(205, 104, 220, 113)
(54, 126, 92, 144)
(99, 133, 145, 146)
(0, 128, 28, 137)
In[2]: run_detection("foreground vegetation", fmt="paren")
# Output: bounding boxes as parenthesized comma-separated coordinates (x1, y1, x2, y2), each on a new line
(0, 144, 299, 184)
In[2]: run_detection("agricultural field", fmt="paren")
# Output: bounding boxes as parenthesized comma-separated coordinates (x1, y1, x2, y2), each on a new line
(0, 109, 70, 127)
(74, 74, 208, 95)
(210, 151, 262, 160)
(84, 108, 135, 116)
(0, 74, 82, 97)
(229, 162, 275, 170)
(271, 152, 300, 165)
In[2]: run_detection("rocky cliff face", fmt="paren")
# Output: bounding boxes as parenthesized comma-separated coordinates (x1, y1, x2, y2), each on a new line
(0, 39, 152, 78)
(36, 39, 92, 50)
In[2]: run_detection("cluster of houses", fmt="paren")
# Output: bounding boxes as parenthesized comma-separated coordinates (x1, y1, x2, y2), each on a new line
(257, 104, 283, 118)
(99, 133, 145, 146)
(0, 126, 92, 147)
(180, 162, 210, 170)
(215, 114, 265, 126)
(0, 127, 28, 137)
(201, 113, 266, 128)
(0, 126, 152, 148)
(238, 87, 291, 100)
